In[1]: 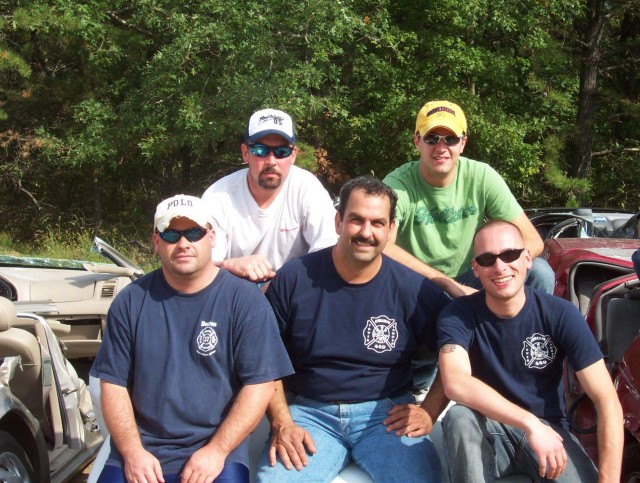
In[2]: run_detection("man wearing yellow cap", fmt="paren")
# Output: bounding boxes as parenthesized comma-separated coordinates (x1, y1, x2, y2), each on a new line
(383, 100, 554, 299)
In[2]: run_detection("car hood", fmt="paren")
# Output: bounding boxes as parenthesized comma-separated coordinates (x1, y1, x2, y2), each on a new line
(546, 238, 640, 262)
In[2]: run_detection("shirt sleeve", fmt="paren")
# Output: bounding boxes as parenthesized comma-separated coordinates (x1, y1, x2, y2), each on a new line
(552, 301, 603, 372)
(383, 169, 411, 226)
(436, 298, 476, 352)
(231, 284, 294, 384)
(89, 293, 134, 387)
(481, 164, 523, 222)
(201, 186, 229, 262)
(301, 178, 338, 252)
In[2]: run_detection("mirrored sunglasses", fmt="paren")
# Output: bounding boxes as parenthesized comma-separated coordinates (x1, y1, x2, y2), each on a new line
(423, 133, 463, 146)
(248, 144, 293, 159)
(474, 248, 525, 267)
(158, 227, 208, 244)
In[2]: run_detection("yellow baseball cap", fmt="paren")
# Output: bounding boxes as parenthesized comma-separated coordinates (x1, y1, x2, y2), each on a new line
(415, 100, 468, 137)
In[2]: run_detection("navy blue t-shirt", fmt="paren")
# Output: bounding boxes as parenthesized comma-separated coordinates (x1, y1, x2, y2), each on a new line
(266, 247, 450, 402)
(90, 268, 293, 474)
(437, 287, 603, 426)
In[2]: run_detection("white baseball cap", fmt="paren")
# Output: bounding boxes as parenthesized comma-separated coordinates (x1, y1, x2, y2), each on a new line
(154, 194, 214, 233)
(245, 108, 296, 144)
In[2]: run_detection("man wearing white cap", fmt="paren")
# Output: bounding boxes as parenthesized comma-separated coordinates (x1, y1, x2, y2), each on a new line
(383, 100, 554, 299)
(90, 194, 293, 483)
(202, 109, 337, 284)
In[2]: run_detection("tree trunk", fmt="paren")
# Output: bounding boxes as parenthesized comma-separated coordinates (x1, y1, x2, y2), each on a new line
(571, 0, 607, 179)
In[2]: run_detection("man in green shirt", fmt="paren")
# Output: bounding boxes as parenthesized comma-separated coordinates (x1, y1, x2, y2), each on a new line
(384, 100, 554, 298)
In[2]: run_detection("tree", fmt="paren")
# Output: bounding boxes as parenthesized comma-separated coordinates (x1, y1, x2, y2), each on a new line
(1, 0, 639, 243)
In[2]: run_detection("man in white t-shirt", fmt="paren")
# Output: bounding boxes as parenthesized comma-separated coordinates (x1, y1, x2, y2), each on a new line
(202, 108, 338, 283)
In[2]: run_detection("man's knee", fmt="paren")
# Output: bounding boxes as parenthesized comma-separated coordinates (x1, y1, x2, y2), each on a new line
(525, 258, 555, 294)
(443, 405, 484, 439)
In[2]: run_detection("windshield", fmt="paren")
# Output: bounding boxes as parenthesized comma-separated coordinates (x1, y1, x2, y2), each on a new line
(0, 255, 88, 270)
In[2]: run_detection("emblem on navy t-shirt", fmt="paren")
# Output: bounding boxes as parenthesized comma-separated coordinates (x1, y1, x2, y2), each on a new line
(196, 321, 218, 356)
(521, 333, 557, 369)
(363, 315, 398, 353)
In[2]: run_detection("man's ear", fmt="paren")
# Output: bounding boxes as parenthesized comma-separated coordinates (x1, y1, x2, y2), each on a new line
(240, 143, 250, 164)
(413, 132, 421, 149)
(471, 259, 479, 278)
(334, 210, 342, 235)
(459, 135, 468, 154)
(152, 232, 160, 254)
(524, 248, 533, 269)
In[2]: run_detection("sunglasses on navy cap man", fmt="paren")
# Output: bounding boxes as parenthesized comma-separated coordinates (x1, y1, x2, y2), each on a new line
(158, 227, 208, 244)
(474, 248, 526, 267)
(247, 144, 294, 159)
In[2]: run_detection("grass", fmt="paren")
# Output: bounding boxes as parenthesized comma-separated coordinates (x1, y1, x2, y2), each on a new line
(0, 230, 159, 273)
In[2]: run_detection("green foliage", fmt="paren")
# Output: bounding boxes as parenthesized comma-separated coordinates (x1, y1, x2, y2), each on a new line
(1, 0, 639, 246)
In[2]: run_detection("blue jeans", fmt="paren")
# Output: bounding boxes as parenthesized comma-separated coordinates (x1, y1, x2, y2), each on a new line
(97, 462, 249, 482)
(256, 393, 442, 483)
(633, 249, 640, 279)
(442, 405, 598, 483)
(456, 257, 556, 294)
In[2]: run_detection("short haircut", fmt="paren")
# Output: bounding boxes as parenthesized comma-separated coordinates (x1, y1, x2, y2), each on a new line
(337, 175, 398, 224)
(473, 219, 524, 250)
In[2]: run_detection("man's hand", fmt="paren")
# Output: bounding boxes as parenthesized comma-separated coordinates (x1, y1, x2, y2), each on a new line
(526, 421, 567, 479)
(384, 404, 434, 437)
(181, 445, 226, 483)
(222, 255, 276, 282)
(268, 421, 317, 471)
(123, 447, 165, 483)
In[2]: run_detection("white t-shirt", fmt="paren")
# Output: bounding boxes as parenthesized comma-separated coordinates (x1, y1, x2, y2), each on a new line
(202, 166, 338, 270)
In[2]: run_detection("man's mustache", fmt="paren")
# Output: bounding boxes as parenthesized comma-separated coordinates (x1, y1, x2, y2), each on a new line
(352, 235, 377, 246)
(260, 168, 280, 175)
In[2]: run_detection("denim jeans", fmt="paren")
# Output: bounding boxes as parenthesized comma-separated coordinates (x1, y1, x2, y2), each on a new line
(255, 393, 442, 483)
(456, 257, 556, 294)
(442, 405, 598, 483)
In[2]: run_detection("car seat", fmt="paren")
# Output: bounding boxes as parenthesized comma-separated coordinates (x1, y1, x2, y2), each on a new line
(0, 297, 49, 429)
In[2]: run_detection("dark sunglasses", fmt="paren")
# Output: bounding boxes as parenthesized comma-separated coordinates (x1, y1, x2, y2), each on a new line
(474, 248, 525, 267)
(158, 227, 208, 244)
(248, 144, 293, 159)
(423, 133, 463, 146)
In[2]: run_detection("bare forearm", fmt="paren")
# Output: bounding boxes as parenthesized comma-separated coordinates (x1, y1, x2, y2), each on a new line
(100, 381, 144, 458)
(206, 381, 276, 457)
(510, 212, 544, 258)
(439, 349, 538, 433)
(595, 398, 623, 481)
(447, 373, 539, 432)
(575, 361, 623, 481)
(420, 371, 449, 420)
(266, 380, 294, 429)
(383, 243, 473, 298)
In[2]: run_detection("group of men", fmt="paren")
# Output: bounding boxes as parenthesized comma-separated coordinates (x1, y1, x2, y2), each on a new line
(90, 103, 623, 483)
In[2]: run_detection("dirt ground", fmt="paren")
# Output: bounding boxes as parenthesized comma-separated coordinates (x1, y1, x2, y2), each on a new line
(67, 461, 93, 482)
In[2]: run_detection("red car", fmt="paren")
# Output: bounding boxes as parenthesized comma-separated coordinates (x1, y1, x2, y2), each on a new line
(542, 236, 640, 481)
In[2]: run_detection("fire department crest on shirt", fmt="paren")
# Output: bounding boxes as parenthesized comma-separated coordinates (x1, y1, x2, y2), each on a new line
(197, 321, 218, 356)
(363, 315, 398, 353)
(521, 332, 557, 369)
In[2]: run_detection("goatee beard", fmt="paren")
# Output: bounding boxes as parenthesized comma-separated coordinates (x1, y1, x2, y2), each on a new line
(258, 170, 282, 190)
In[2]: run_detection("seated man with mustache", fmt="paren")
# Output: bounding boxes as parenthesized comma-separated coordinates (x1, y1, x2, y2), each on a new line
(256, 176, 450, 483)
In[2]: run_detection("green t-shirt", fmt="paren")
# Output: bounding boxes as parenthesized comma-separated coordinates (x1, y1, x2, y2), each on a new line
(383, 157, 523, 278)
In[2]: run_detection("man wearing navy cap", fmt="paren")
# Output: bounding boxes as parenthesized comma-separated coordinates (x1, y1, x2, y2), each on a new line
(202, 109, 337, 284)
